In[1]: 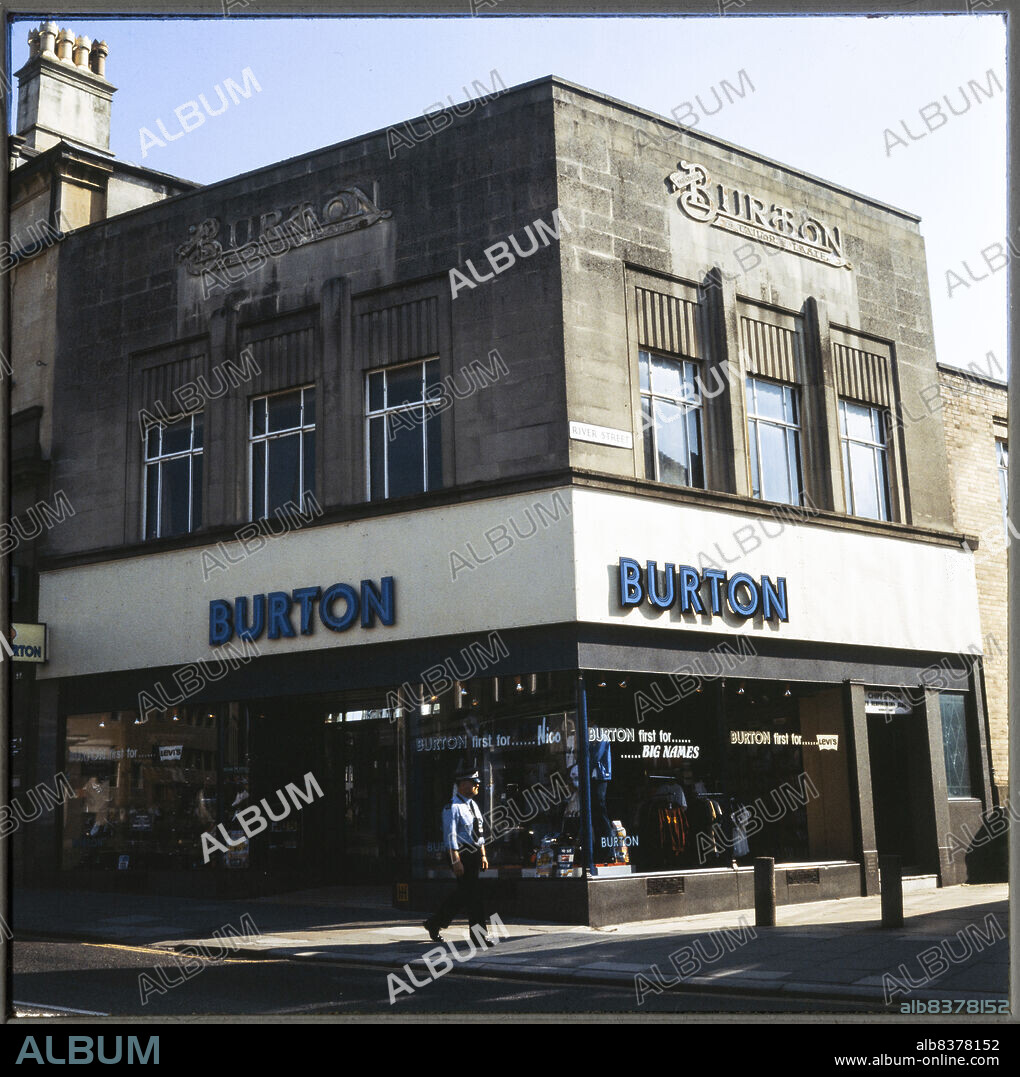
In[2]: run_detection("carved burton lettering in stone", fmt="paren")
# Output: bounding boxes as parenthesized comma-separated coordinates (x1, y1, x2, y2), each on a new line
(666, 159, 852, 270)
(176, 186, 392, 276)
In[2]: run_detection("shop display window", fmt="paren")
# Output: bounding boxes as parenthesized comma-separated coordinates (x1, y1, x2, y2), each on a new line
(584, 675, 853, 872)
(939, 693, 973, 798)
(63, 706, 220, 871)
(220, 703, 253, 869)
(408, 673, 578, 878)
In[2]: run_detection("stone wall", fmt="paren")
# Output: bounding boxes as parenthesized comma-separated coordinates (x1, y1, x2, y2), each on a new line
(46, 79, 566, 556)
(552, 78, 956, 533)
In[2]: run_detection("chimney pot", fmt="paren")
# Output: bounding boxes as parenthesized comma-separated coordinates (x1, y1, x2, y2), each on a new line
(38, 21, 58, 59)
(55, 28, 75, 64)
(89, 40, 109, 78)
(27, 29, 41, 58)
(73, 36, 92, 69)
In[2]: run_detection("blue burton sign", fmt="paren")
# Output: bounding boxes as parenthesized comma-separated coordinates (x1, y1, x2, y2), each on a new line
(210, 577, 395, 645)
(618, 558, 788, 622)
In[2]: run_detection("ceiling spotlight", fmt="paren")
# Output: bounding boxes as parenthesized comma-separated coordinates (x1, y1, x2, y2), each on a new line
(515, 677, 524, 693)
(597, 681, 607, 689)
(737, 682, 745, 695)
(618, 679, 627, 688)
(98, 718, 105, 728)
(783, 684, 792, 697)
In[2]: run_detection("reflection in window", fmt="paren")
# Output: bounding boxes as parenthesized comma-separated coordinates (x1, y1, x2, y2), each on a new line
(639, 350, 704, 488)
(839, 400, 891, 521)
(939, 693, 972, 798)
(250, 386, 316, 520)
(746, 377, 802, 505)
(583, 677, 851, 869)
(62, 707, 221, 871)
(143, 413, 203, 539)
(365, 359, 442, 500)
(405, 672, 579, 879)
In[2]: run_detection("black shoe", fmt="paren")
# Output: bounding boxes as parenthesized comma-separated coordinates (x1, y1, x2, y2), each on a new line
(424, 919, 443, 942)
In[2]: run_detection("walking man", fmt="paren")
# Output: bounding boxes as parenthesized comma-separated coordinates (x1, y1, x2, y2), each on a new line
(424, 769, 496, 946)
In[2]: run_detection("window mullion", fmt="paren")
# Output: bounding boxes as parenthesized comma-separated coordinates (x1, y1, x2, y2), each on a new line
(155, 460, 162, 538)
(783, 425, 793, 504)
(650, 395, 658, 480)
(874, 443, 886, 521)
(754, 419, 764, 497)
(421, 402, 427, 490)
(792, 423, 803, 505)
(850, 443, 857, 515)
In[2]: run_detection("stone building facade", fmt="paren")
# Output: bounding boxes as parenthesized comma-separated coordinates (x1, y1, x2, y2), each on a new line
(10, 41, 1001, 922)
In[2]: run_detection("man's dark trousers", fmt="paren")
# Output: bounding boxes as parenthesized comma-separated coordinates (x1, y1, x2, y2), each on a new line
(432, 848, 486, 937)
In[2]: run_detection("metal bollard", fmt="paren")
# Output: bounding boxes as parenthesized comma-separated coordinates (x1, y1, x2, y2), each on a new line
(880, 854, 904, 928)
(754, 856, 776, 927)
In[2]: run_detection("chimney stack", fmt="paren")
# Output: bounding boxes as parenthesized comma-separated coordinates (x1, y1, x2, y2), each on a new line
(15, 20, 116, 156)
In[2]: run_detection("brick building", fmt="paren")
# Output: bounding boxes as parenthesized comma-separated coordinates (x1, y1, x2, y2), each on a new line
(938, 363, 1009, 807)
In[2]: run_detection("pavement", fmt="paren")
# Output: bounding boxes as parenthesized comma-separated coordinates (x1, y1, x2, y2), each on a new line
(13, 882, 1010, 1009)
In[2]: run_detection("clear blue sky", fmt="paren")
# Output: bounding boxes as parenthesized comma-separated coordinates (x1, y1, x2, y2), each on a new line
(9, 14, 1007, 379)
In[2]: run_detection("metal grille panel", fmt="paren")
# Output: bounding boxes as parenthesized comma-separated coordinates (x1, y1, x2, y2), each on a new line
(139, 354, 205, 411)
(356, 296, 439, 367)
(834, 342, 891, 407)
(635, 287, 701, 358)
(740, 316, 801, 383)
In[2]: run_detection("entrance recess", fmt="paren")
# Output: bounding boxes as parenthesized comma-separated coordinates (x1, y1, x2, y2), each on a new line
(866, 712, 935, 875)
(325, 710, 400, 882)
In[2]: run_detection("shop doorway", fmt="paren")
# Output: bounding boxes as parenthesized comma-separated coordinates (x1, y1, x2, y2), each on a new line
(251, 706, 400, 885)
(867, 713, 934, 875)
(325, 711, 401, 882)
(252, 709, 330, 882)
